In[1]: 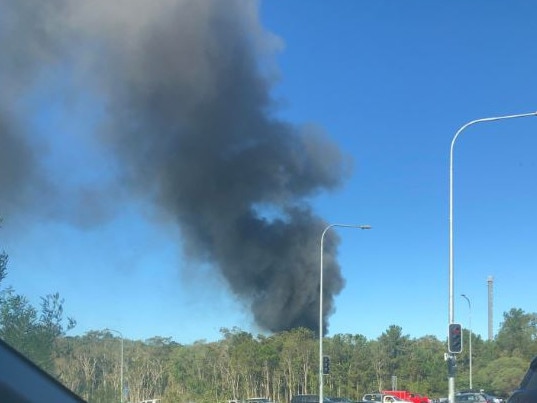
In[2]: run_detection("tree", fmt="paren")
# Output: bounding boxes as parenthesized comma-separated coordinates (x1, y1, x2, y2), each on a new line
(0, 250, 76, 374)
(0, 287, 38, 353)
(279, 327, 316, 397)
(324, 333, 375, 398)
(496, 308, 537, 358)
(377, 325, 410, 387)
(46, 315, 537, 401)
(403, 335, 445, 394)
(476, 356, 527, 396)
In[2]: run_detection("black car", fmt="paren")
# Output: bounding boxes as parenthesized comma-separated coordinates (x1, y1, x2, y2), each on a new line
(508, 356, 537, 403)
(455, 393, 489, 403)
(291, 395, 332, 403)
(329, 398, 355, 403)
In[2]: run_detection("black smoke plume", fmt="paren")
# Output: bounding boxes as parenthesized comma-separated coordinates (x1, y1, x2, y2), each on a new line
(0, 0, 352, 334)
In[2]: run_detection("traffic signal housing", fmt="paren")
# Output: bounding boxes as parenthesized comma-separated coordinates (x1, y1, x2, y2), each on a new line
(322, 355, 330, 375)
(448, 323, 463, 353)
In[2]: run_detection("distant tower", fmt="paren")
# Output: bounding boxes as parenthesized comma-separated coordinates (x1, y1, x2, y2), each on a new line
(487, 276, 494, 341)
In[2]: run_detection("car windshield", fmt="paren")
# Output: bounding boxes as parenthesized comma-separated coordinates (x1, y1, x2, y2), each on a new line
(2, 2, 537, 403)
(456, 395, 485, 402)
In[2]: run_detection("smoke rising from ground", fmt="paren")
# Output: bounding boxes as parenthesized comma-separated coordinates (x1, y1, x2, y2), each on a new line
(0, 0, 352, 333)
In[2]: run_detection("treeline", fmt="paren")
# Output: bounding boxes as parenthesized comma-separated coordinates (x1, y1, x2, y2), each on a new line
(1, 250, 537, 403)
(50, 319, 537, 403)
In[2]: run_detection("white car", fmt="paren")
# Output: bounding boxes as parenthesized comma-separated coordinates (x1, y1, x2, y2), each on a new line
(363, 394, 413, 403)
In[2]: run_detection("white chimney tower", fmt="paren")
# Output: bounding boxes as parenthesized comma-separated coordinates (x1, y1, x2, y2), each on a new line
(487, 276, 494, 341)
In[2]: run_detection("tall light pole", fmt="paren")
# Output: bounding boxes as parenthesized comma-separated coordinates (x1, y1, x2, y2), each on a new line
(319, 223, 371, 403)
(448, 111, 537, 403)
(461, 294, 472, 390)
(106, 328, 124, 403)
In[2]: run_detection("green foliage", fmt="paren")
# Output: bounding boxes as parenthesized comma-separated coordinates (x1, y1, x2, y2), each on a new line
(0, 287, 38, 350)
(50, 317, 537, 403)
(496, 308, 537, 358)
(0, 251, 75, 374)
(476, 356, 528, 396)
(403, 335, 446, 394)
(5, 303, 537, 402)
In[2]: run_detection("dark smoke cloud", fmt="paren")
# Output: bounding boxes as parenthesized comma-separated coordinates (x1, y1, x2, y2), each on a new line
(0, 0, 352, 333)
(0, 0, 66, 218)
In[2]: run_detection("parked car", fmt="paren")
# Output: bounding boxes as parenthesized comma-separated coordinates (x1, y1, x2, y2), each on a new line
(247, 398, 272, 403)
(382, 390, 431, 403)
(291, 395, 332, 403)
(507, 355, 537, 403)
(363, 394, 413, 403)
(484, 394, 504, 403)
(455, 393, 489, 403)
(457, 391, 498, 403)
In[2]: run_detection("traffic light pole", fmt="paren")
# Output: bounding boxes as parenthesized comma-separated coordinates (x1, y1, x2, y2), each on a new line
(448, 359, 456, 403)
(319, 224, 371, 403)
(447, 323, 461, 403)
(447, 353, 456, 403)
(448, 111, 537, 403)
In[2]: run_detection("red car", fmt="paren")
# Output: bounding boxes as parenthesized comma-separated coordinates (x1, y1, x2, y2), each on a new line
(382, 391, 430, 403)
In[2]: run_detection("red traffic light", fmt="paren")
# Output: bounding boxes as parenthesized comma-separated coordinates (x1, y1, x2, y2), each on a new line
(448, 323, 462, 353)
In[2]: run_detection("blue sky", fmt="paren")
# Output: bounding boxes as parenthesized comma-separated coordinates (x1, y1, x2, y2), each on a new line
(1, 1, 537, 345)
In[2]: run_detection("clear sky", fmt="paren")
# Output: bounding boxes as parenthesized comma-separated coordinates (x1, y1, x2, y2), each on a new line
(1, 0, 536, 345)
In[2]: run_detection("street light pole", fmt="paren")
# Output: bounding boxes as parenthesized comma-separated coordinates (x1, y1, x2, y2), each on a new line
(448, 111, 537, 403)
(106, 328, 124, 403)
(319, 223, 371, 403)
(461, 294, 472, 390)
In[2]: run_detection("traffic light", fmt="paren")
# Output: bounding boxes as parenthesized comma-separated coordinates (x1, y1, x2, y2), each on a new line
(323, 355, 331, 375)
(448, 323, 462, 353)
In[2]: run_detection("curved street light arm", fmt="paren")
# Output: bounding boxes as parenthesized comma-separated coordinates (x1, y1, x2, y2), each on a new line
(319, 223, 371, 403)
(449, 111, 537, 324)
(448, 110, 537, 403)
